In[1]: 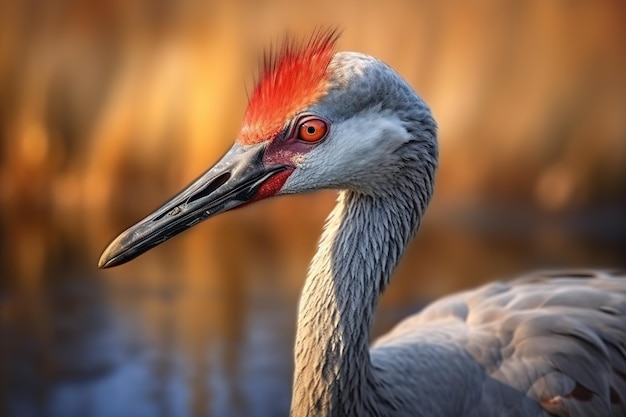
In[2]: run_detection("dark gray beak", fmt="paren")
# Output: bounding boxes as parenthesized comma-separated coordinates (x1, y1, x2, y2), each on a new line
(98, 142, 288, 268)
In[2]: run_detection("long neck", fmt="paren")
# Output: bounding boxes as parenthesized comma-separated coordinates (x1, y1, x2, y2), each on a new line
(290, 183, 427, 417)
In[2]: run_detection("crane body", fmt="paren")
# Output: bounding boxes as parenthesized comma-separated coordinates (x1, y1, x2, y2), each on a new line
(99, 30, 626, 416)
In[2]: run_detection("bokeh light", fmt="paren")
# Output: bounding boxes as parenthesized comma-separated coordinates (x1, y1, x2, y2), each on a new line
(1, 2, 625, 416)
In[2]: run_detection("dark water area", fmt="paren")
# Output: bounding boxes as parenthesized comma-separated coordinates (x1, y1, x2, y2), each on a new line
(2, 202, 625, 417)
(1, 2, 626, 416)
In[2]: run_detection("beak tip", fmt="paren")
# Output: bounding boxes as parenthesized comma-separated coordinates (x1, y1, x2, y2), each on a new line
(98, 248, 114, 269)
(97, 256, 108, 269)
(98, 238, 124, 269)
(98, 227, 150, 269)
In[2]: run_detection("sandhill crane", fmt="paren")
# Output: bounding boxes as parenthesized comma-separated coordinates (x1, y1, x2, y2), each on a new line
(98, 30, 626, 416)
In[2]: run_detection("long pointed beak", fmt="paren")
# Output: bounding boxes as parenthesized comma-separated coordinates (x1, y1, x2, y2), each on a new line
(98, 142, 288, 268)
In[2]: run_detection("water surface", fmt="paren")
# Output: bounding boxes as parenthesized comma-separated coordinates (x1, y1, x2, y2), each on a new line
(2, 201, 625, 417)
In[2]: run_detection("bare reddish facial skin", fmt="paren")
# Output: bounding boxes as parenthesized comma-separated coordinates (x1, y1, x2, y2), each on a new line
(236, 30, 338, 202)
(247, 129, 323, 203)
(246, 115, 327, 203)
(250, 169, 294, 203)
(237, 29, 338, 145)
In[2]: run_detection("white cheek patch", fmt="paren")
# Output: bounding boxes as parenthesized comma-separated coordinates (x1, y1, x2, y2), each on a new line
(280, 109, 411, 194)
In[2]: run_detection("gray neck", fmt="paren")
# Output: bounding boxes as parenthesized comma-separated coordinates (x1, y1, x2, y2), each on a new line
(290, 170, 430, 416)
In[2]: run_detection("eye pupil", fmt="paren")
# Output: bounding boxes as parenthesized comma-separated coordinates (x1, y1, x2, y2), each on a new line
(307, 126, 316, 135)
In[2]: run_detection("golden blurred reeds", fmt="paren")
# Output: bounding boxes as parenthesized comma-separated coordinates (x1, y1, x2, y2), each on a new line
(2, 6, 626, 414)
(0, 0, 625, 292)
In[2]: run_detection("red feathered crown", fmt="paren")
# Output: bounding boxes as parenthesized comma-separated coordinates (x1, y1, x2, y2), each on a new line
(237, 29, 339, 145)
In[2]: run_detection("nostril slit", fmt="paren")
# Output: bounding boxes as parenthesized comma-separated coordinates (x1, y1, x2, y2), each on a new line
(152, 172, 231, 222)
(153, 205, 181, 222)
(187, 172, 231, 205)
(167, 206, 181, 217)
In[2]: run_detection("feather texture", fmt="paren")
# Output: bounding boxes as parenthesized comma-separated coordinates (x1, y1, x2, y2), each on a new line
(283, 49, 626, 417)
(372, 271, 626, 416)
(238, 29, 339, 145)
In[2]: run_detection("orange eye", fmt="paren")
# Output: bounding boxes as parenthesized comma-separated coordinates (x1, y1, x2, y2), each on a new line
(297, 118, 328, 142)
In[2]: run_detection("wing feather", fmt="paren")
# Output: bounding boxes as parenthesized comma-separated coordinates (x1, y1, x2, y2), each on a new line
(372, 270, 626, 416)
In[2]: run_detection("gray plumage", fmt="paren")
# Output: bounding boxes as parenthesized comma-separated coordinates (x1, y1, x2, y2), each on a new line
(285, 53, 626, 417)
(98, 47, 626, 417)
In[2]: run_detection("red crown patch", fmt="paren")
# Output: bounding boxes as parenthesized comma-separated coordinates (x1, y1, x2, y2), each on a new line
(237, 29, 339, 145)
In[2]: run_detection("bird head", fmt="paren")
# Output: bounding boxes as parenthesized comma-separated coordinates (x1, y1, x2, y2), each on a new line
(98, 29, 437, 268)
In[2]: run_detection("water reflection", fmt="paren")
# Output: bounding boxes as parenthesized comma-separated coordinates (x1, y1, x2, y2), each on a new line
(2, 2, 626, 416)
(2, 199, 624, 417)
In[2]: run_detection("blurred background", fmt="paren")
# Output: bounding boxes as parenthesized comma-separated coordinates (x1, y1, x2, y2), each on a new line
(1, 1, 625, 416)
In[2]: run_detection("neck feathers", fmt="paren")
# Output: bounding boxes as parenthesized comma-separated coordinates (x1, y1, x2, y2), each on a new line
(291, 162, 431, 416)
